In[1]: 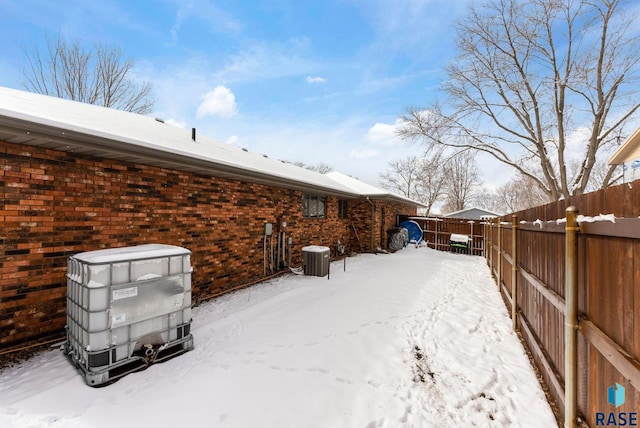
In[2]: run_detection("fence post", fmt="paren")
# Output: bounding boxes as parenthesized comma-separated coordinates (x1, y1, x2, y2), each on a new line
(497, 220, 502, 291)
(488, 221, 493, 269)
(484, 222, 488, 260)
(511, 214, 518, 331)
(565, 206, 579, 428)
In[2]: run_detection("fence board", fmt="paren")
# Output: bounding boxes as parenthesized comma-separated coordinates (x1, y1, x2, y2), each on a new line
(581, 218, 640, 239)
(484, 181, 640, 427)
(519, 267, 565, 314)
(635, 240, 640, 363)
(585, 236, 630, 349)
(519, 313, 565, 410)
(399, 216, 487, 256)
(580, 319, 640, 392)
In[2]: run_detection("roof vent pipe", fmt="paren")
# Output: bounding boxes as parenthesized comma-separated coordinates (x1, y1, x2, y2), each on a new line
(192, 128, 196, 141)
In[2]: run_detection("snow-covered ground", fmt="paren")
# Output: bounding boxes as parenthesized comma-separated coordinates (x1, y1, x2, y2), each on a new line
(0, 247, 557, 428)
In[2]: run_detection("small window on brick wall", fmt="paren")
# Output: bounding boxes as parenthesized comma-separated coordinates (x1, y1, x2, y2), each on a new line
(302, 194, 326, 218)
(338, 199, 348, 219)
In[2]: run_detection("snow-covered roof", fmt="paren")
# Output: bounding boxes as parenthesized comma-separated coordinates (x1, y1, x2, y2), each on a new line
(443, 206, 501, 220)
(324, 171, 426, 207)
(0, 86, 368, 199)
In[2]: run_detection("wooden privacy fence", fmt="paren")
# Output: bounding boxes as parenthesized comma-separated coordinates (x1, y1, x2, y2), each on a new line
(398, 216, 486, 256)
(485, 182, 640, 428)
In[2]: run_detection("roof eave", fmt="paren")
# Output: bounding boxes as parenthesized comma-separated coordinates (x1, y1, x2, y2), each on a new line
(364, 194, 427, 208)
(0, 117, 357, 198)
(609, 127, 640, 165)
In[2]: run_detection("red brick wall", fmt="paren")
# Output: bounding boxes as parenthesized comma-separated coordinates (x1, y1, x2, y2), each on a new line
(349, 199, 410, 252)
(0, 140, 415, 348)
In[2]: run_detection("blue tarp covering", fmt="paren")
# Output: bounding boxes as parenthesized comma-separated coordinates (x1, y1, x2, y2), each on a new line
(398, 220, 423, 244)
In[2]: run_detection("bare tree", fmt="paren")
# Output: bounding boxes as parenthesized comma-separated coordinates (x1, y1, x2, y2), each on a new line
(494, 174, 550, 213)
(22, 36, 154, 114)
(398, 0, 640, 201)
(294, 162, 334, 173)
(415, 151, 448, 215)
(379, 150, 447, 215)
(470, 187, 503, 214)
(379, 156, 423, 198)
(441, 150, 481, 213)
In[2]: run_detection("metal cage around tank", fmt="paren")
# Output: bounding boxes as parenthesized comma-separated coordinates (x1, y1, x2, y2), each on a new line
(65, 244, 194, 386)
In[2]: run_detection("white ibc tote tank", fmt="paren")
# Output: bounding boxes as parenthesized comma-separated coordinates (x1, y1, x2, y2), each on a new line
(65, 244, 194, 386)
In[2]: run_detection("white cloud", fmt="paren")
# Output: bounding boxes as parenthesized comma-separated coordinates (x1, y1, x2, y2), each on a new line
(349, 149, 380, 159)
(170, 7, 188, 45)
(353, 0, 470, 58)
(212, 40, 316, 84)
(169, 1, 242, 45)
(306, 76, 327, 84)
(165, 118, 186, 128)
(366, 119, 405, 146)
(196, 86, 238, 118)
(225, 135, 240, 146)
(565, 126, 591, 159)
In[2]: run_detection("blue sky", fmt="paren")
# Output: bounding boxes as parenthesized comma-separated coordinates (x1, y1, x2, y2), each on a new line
(0, 0, 510, 186)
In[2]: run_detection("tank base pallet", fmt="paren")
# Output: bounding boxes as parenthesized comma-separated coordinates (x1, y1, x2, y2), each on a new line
(67, 334, 194, 387)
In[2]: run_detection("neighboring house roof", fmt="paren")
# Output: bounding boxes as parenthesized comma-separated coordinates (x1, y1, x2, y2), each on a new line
(324, 171, 427, 207)
(608, 127, 640, 165)
(443, 207, 501, 220)
(0, 86, 421, 207)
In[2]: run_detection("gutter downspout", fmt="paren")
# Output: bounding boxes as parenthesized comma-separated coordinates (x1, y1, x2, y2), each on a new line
(365, 197, 375, 253)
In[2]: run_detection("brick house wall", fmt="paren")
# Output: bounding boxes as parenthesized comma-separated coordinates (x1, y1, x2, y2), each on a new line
(348, 199, 409, 252)
(0, 140, 416, 348)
